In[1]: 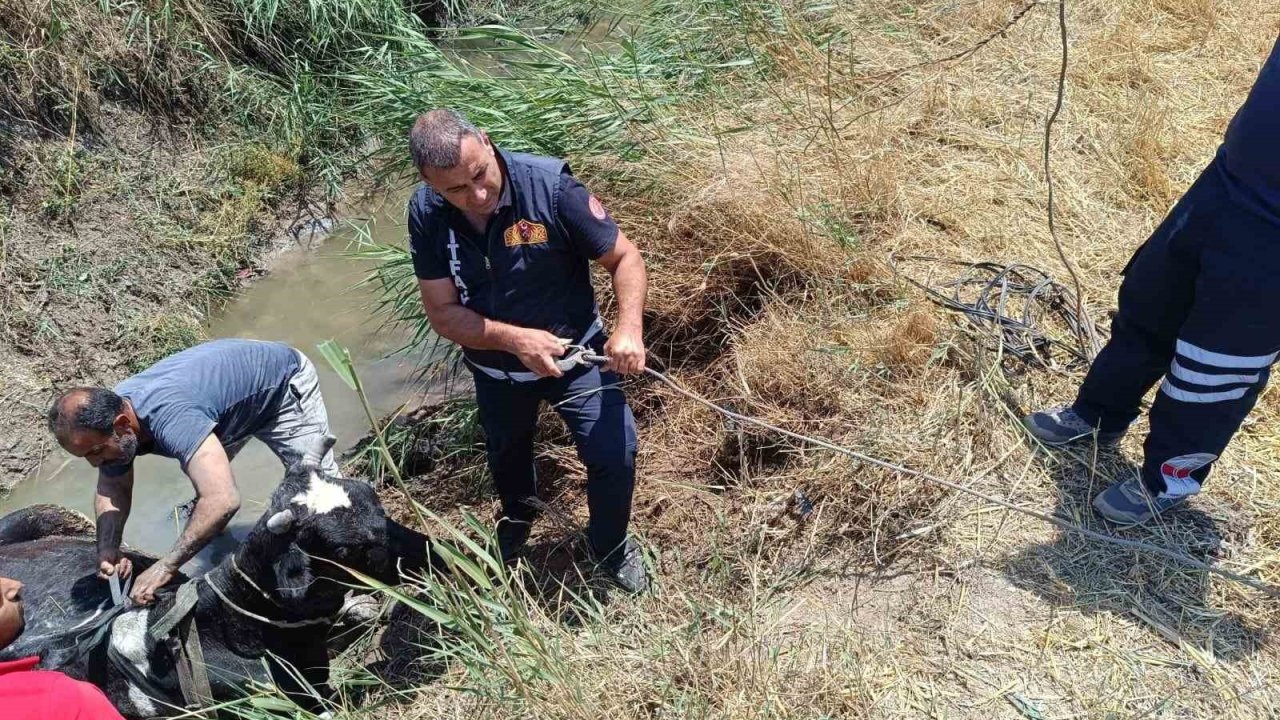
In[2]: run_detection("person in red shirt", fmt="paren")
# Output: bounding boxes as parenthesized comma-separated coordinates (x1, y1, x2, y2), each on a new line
(0, 575, 125, 720)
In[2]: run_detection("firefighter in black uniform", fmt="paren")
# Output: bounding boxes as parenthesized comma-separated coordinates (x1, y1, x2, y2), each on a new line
(406, 108, 649, 591)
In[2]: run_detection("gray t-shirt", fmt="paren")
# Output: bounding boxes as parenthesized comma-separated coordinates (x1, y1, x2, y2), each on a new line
(103, 339, 301, 475)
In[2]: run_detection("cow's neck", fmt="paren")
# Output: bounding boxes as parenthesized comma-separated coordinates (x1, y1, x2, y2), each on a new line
(210, 539, 286, 618)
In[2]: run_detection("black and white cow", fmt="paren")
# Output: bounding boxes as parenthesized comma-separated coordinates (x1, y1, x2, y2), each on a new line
(0, 461, 439, 718)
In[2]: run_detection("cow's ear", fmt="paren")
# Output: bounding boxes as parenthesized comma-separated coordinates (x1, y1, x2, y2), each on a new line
(272, 542, 313, 601)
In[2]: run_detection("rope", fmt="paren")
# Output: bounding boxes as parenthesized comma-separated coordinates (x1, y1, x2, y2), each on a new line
(551, 382, 622, 409)
(1042, 0, 1102, 359)
(889, 4, 1100, 369)
(579, 353, 1279, 598)
(229, 555, 285, 608)
(851, 0, 1041, 84)
(889, 255, 1097, 370)
(203, 574, 337, 629)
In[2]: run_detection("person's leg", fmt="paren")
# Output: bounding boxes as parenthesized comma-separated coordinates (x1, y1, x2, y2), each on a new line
(1094, 168, 1280, 523)
(549, 365, 639, 580)
(256, 350, 340, 476)
(1141, 246, 1280, 493)
(1071, 314, 1182, 434)
(473, 372, 543, 554)
(1026, 162, 1220, 444)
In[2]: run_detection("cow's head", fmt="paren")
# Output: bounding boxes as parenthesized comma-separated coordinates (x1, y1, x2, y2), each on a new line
(235, 446, 435, 618)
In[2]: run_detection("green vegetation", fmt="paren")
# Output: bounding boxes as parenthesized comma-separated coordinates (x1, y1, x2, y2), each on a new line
(119, 312, 207, 373)
(218, 144, 303, 196)
(343, 397, 483, 486)
(39, 144, 85, 219)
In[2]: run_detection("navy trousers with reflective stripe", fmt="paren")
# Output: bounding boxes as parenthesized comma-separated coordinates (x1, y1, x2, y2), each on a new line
(473, 362, 637, 558)
(1072, 157, 1280, 496)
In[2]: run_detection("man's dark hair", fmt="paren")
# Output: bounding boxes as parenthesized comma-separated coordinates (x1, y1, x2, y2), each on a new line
(409, 108, 482, 171)
(47, 387, 124, 439)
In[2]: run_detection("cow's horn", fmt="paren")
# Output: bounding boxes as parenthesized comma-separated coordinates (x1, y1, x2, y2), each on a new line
(267, 509, 296, 534)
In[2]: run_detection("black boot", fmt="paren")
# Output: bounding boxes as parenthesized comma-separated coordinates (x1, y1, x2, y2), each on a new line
(496, 516, 532, 564)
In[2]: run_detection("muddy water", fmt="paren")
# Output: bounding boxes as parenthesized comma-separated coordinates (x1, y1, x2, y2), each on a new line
(0, 206, 435, 572)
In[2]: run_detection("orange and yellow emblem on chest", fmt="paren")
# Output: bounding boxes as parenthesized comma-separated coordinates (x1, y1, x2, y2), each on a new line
(504, 219, 549, 247)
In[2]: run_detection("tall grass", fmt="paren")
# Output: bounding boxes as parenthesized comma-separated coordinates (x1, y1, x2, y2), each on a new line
(6, 0, 782, 215)
(337, 0, 790, 362)
(220, 513, 888, 719)
(5, 0, 776, 193)
(357, 511, 598, 708)
(199, 0, 768, 201)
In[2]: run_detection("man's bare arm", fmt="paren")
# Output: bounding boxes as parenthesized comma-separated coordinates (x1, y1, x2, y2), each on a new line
(161, 434, 241, 570)
(595, 230, 647, 333)
(595, 231, 648, 375)
(95, 468, 135, 578)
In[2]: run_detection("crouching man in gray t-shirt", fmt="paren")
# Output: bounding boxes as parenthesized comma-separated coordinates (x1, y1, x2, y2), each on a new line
(45, 338, 340, 605)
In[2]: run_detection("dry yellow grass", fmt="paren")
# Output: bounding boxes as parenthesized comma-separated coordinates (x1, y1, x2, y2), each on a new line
(382, 1, 1280, 717)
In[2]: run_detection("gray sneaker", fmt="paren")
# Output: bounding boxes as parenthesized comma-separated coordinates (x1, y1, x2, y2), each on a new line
(1023, 405, 1126, 447)
(1092, 477, 1188, 525)
(600, 538, 649, 594)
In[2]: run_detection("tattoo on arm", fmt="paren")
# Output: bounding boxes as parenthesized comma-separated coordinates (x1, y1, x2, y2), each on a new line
(161, 433, 241, 569)
(161, 501, 239, 569)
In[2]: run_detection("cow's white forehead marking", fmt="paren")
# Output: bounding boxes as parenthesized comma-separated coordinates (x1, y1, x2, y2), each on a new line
(291, 471, 352, 514)
(111, 611, 158, 716)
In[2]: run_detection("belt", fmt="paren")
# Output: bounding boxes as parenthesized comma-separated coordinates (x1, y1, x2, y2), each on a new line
(467, 317, 603, 382)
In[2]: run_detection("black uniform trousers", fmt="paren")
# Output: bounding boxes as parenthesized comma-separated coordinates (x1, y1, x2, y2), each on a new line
(472, 359, 637, 559)
(1072, 157, 1280, 496)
